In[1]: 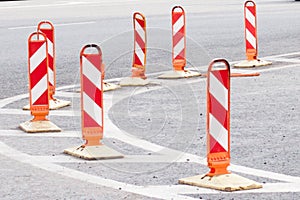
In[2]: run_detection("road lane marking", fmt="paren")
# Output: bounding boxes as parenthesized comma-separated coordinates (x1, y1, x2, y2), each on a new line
(0, 141, 300, 198)
(0, 2, 92, 10)
(1, 53, 300, 198)
(8, 21, 96, 30)
(0, 141, 199, 200)
(0, 108, 80, 117)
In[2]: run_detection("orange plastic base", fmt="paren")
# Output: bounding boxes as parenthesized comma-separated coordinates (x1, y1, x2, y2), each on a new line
(173, 59, 185, 71)
(132, 67, 146, 79)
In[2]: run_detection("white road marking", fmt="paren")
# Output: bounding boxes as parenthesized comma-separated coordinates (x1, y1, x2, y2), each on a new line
(267, 57, 300, 63)
(0, 129, 79, 138)
(0, 141, 299, 198)
(0, 108, 80, 117)
(8, 21, 96, 30)
(0, 93, 28, 108)
(0, 141, 199, 200)
(1, 2, 92, 10)
(263, 51, 300, 59)
(1, 53, 300, 198)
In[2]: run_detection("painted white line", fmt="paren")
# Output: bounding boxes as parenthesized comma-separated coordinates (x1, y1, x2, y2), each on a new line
(0, 108, 80, 117)
(255, 63, 300, 73)
(2, 126, 300, 185)
(1, 52, 300, 198)
(0, 141, 199, 200)
(1, 140, 299, 197)
(0, 60, 297, 110)
(8, 21, 96, 30)
(1, 2, 92, 10)
(0, 93, 28, 108)
(55, 91, 80, 98)
(0, 129, 80, 138)
(263, 51, 300, 59)
(267, 57, 300, 63)
(229, 164, 300, 184)
(33, 154, 195, 164)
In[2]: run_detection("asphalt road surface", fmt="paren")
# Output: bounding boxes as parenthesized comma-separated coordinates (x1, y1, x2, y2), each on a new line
(0, 0, 299, 199)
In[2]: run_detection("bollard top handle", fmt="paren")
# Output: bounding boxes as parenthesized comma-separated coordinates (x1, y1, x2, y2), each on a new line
(80, 44, 103, 74)
(172, 5, 185, 14)
(133, 12, 145, 21)
(207, 58, 230, 74)
(37, 21, 54, 30)
(133, 12, 146, 30)
(244, 0, 256, 7)
(80, 44, 102, 56)
(28, 32, 47, 42)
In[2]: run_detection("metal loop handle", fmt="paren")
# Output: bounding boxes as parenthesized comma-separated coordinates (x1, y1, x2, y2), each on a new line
(37, 21, 54, 30)
(80, 44, 102, 56)
(28, 32, 47, 42)
(172, 5, 184, 13)
(245, 0, 255, 7)
(133, 12, 145, 22)
(207, 58, 230, 73)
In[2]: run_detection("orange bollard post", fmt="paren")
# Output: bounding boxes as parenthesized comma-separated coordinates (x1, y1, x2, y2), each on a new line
(234, 1, 271, 68)
(64, 44, 123, 160)
(20, 32, 61, 133)
(120, 12, 150, 86)
(159, 6, 200, 79)
(179, 59, 262, 191)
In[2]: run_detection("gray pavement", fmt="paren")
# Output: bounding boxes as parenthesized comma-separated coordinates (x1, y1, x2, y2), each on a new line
(0, 0, 300, 199)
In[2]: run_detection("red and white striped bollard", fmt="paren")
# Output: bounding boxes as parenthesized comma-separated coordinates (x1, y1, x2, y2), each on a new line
(234, 1, 271, 68)
(159, 6, 200, 78)
(179, 59, 262, 191)
(64, 44, 123, 159)
(120, 12, 149, 86)
(20, 32, 61, 133)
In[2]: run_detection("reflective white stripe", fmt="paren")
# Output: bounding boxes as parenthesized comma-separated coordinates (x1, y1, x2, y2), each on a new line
(209, 113, 228, 152)
(209, 72, 228, 110)
(48, 67, 54, 85)
(47, 38, 54, 57)
(173, 37, 184, 59)
(82, 56, 101, 87)
(30, 43, 47, 73)
(173, 15, 184, 33)
(246, 29, 256, 49)
(246, 8, 256, 27)
(83, 92, 102, 126)
(135, 19, 145, 42)
(135, 44, 145, 65)
(31, 74, 48, 104)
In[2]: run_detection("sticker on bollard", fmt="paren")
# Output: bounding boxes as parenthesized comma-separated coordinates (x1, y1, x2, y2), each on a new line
(179, 59, 262, 191)
(20, 32, 61, 133)
(23, 21, 71, 110)
(120, 12, 150, 86)
(159, 6, 200, 79)
(234, 1, 271, 68)
(64, 44, 123, 160)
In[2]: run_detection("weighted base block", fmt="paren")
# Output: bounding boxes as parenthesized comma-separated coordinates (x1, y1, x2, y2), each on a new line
(20, 120, 61, 133)
(103, 82, 120, 91)
(64, 144, 124, 160)
(179, 173, 262, 192)
(120, 77, 150, 86)
(158, 70, 201, 79)
(23, 99, 71, 110)
(234, 59, 272, 68)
